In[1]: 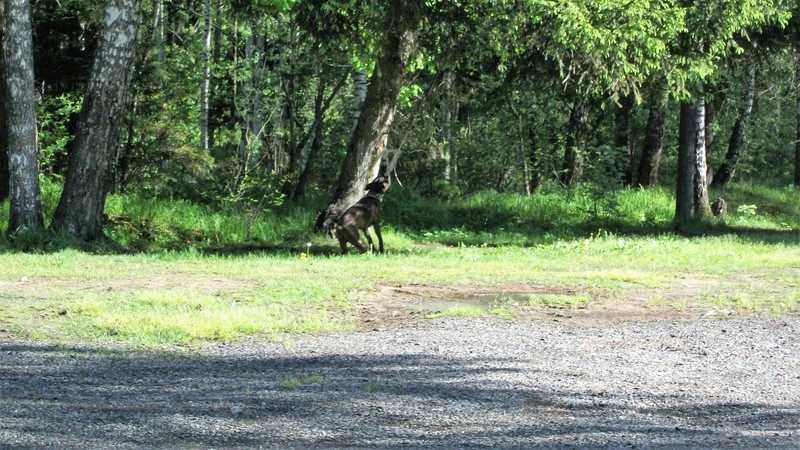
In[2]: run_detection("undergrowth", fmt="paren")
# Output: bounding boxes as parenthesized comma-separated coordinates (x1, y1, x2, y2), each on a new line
(1, 181, 799, 253)
(1, 182, 799, 348)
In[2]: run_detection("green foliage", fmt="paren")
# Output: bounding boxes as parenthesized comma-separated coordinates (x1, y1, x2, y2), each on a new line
(522, 0, 687, 99)
(36, 94, 82, 177)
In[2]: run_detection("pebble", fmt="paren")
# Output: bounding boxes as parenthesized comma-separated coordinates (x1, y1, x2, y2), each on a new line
(1, 316, 798, 448)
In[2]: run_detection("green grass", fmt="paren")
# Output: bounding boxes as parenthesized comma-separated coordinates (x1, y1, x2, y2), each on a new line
(280, 374, 326, 389)
(1, 182, 799, 348)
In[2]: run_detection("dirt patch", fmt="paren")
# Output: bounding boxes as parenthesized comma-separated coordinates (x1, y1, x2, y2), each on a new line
(353, 279, 749, 331)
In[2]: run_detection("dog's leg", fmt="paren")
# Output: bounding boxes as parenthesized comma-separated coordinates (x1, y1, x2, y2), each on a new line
(373, 222, 384, 253)
(343, 227, 367, 253)
(360, 227, 374, 253)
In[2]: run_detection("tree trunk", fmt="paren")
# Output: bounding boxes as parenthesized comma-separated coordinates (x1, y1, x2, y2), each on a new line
(51, 0, 142, 240)
(0, 0, 9, 204)
(560, 98, 587, 186)
(294, 83, 325, 201)
(439, 69, 458, 181)
(152, 0, 164, 63)
(528, 117, 541, 193)
(796, 50, 800, 188)
(703, 86, 725, 186)
(3, 0, 43, 234)
(692, 93, 711, 218)
(615, 96, 634, 185)
(636, 84, 668, 187)
(199, 0, 212, 151)
(675, 102, 696, 228)
(351, 68, 367, 131)
(314, 2, 419, 233)
(293, 72, 348, 200)
(714, 56, 757, 187)
(237, 22, 266, 165)
(676, 85, 712, 230)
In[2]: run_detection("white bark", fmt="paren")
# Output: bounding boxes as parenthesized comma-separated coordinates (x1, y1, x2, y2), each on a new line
(51, 0, 142, 240)
(199, 0, 212, 151)
(3, 0, 43, 233)
(692, 85, 711, 218)
(351, 69, 367, 131)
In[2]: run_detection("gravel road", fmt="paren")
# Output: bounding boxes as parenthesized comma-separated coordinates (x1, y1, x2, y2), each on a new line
(2, 316, 799, 449)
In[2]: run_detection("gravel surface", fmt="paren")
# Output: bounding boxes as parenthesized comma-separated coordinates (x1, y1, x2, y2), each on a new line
(2, 316, 799, 449)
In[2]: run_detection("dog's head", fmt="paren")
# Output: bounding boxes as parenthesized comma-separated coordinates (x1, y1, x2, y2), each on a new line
(365, 175, 390, 195)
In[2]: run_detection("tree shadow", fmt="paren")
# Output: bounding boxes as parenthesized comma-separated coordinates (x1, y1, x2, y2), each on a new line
(1, 341, 797, 449)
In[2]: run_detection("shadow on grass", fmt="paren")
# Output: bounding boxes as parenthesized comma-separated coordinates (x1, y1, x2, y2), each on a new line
(1, 340, 798, 449)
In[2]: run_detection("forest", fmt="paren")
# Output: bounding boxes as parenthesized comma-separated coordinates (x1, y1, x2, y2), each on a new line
(1, 0, 800, 247)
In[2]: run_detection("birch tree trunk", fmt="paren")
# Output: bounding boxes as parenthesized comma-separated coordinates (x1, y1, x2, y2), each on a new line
(796, 50, 800, 188)
(676, 86, 712, 229)
(0, 0, 9, 203)
(615, 96, 633, 185)
(199, 0, 212, 151)
(636, 84, 668, 187)
(675, 102, 697, 228)
(236, 22, 265, 167)
(714, 56, 757, 187)
(692, 87, 711, 219)
(439, 69, 458, 181)
(3, 0, 43, 234)
(151, 0, 164, 63)
(51, 0, 142, 240)
(314, 1, 419, 233)
(351, 69, 367, 131)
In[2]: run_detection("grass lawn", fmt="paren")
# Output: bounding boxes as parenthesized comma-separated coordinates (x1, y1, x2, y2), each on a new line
(1, 183, 799, 349)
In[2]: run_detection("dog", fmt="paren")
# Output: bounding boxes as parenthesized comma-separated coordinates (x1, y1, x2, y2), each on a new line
(334, 175, 390, 254)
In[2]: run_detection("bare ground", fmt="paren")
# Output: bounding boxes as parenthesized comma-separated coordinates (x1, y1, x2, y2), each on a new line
(2, 281, 799, 449)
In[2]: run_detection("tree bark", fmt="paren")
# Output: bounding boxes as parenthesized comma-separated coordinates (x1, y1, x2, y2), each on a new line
(0, 0, 9, 204)
(293, 71, 348, 200)
(314, 2, 419, 233)
(796, 50, 800, 188)
(692, 91, 711, 218)
(615, 96, 634, 186)
(714, 57, 757, 187)
(675, 102, 697, 228)
(3, 0, 43, 234)
(439, 69, 458, 181)
(199, 0, 212, 151)
(676, 85, 713, 230)
(351, 69, 367, 131)
(237, 22, 265, 166)
(51, 0, 142, 240)
(636, 84, 668, 187)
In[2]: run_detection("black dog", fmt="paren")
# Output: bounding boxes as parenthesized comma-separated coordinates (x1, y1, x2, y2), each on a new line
(334, 175, 390, 254)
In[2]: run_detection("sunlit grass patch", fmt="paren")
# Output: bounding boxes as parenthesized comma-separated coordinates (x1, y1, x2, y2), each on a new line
(703, 292, 800, 316)
(60, 289, 348, 347)
(280, 374, 326, 389)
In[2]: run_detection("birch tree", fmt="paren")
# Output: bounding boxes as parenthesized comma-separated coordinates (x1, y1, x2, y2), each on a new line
(3, 0, 43, 234)
(0, 0, 8, 204)
(199, 0, 212, 151)
(673, 0, 788, 229)
(51, 0, 142, 240)
(314, 1, 422, 233)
